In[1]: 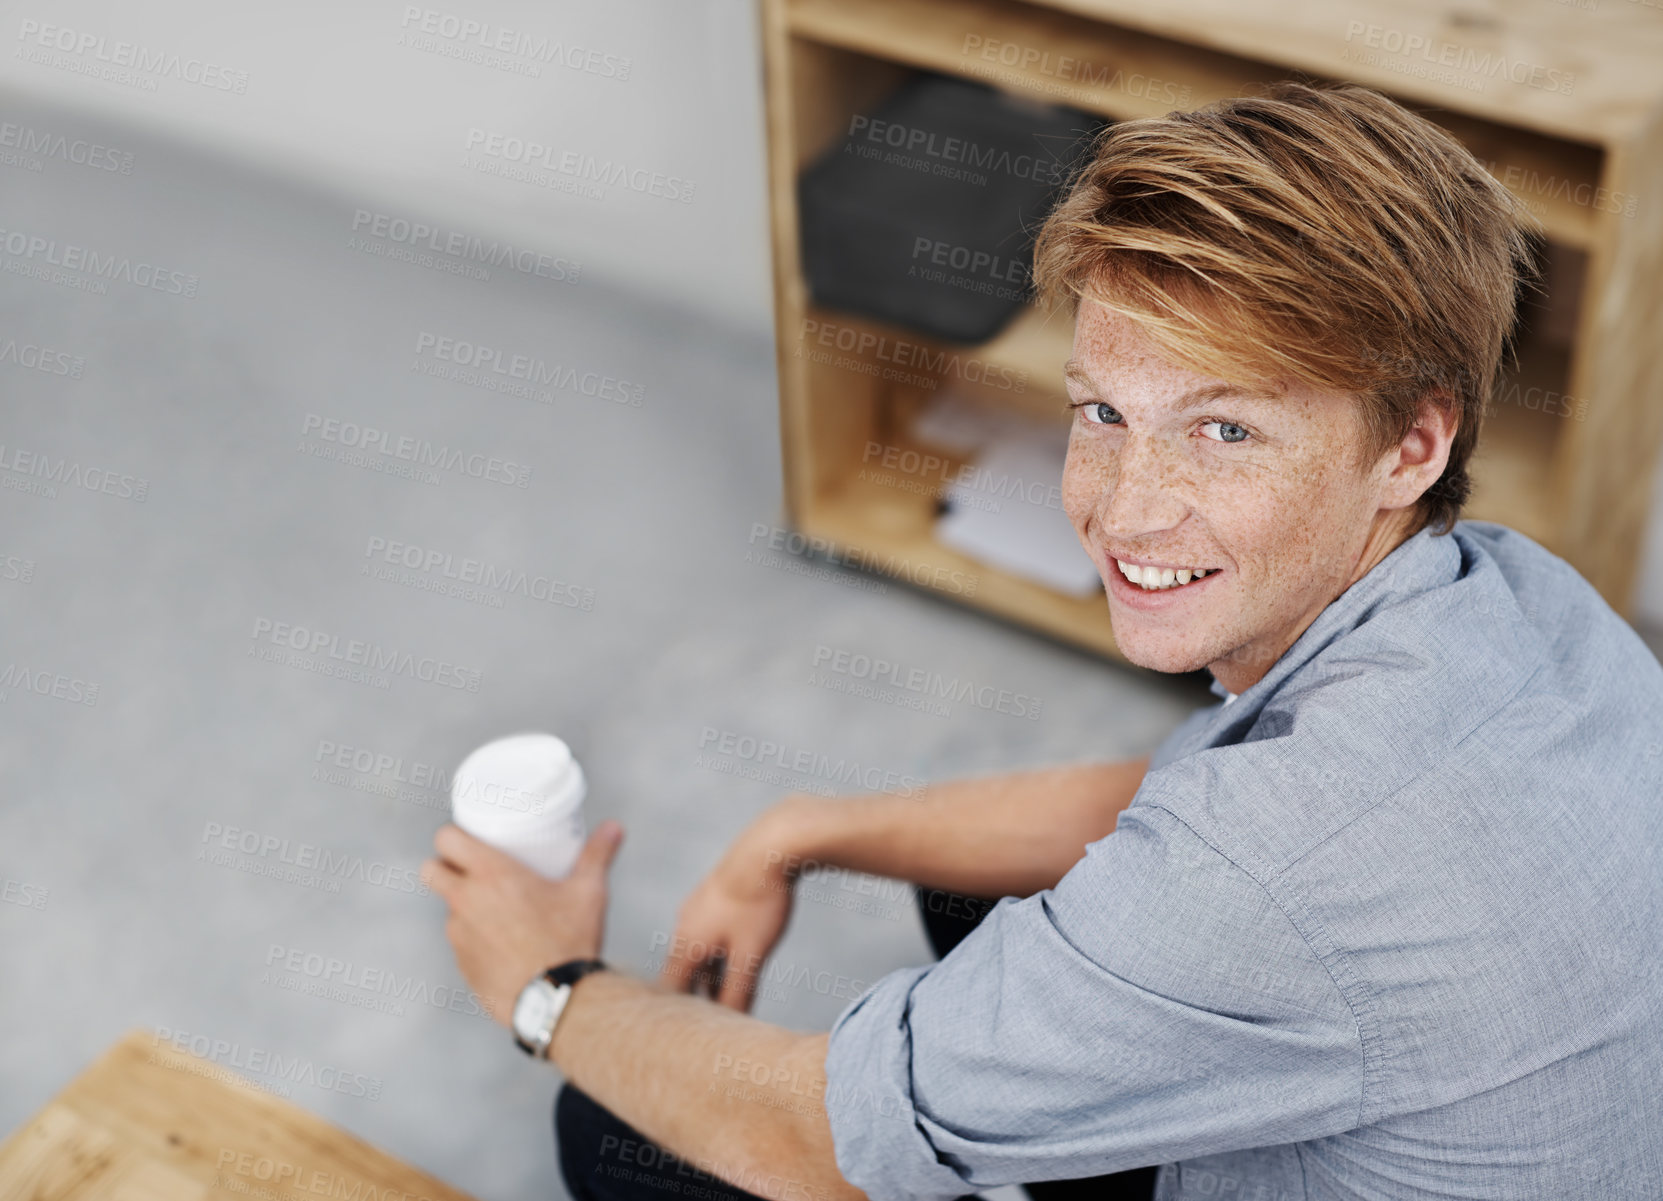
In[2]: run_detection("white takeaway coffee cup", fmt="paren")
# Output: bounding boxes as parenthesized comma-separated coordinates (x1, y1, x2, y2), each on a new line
(450, 733, 588, 879)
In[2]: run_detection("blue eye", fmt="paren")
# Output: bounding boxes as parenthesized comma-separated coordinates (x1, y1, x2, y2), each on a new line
(1201, 421, 1249, 443)
(1075, 401, 1122, 426)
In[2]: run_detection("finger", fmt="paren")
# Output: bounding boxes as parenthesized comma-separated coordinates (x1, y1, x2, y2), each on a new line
(434, 822, 515, 873)
(665, 932, 726, 997)
(421, 856, 464, 903)
(658, 929, 708, 993)
(658, 951, 692, 991)
(696, 948, 727, 1001)
(716, 946, 761, 1013)
(571, 820, 625, 881)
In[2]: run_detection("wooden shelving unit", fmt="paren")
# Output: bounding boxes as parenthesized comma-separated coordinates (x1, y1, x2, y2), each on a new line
(760, 0, 1663, 658)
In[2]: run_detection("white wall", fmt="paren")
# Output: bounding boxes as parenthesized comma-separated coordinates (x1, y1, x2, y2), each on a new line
(0, 0, 775, 337)
(1637, 466, 1663, 628)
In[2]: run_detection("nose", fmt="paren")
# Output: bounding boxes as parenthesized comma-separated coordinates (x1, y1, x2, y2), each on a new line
(1095, 430, 1191, 541)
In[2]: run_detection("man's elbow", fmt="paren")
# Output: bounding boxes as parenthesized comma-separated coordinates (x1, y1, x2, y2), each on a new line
(729, 1145, 869, 1201)
(730, 1032, 869, 1201)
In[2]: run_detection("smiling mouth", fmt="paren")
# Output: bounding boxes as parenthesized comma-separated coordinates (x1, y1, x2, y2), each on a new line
(1112, 558, 1217, 592)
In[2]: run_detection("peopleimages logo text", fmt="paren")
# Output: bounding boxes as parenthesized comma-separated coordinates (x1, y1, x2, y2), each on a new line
(0, 226, 198, 295)
(845, 113, 1072, 186)
(151, 1027, 381, 1099)
(0, 441, 148, 501)
(695, 726, 928, 798)
(249, 617, 483, 691)
(0, 338, 85, 377)
(14, 20, 251, 93)
(0, 121, 134, 172)
(263, 942, 495, 1021)
(198, 821, 429, 896)
(364, 536, 595, 609)
(299, 414, 531, 488)
(413, 332, 643, 407)
(463, 129, 695, 203)
(0, 662, 98, 705)
(349, 209, 580, 284)
(398, 7, 632, 79)
(810, 644, 1043, 719)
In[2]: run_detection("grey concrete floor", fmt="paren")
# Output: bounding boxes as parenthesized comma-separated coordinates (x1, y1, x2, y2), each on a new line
(0, 96, 1210, 1199)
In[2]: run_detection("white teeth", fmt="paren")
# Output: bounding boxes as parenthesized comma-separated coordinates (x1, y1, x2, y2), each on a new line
(1115, 559, 1214, 591)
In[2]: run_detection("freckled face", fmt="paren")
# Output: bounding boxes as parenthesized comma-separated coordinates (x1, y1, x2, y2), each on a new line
(1062, 304, 1398, 691)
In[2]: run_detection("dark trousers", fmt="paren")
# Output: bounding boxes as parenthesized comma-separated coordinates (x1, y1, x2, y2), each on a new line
(554, 887, 1159, 1201)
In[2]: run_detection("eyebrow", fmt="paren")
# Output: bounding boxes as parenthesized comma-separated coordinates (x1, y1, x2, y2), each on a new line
(1063, 359, 1268, 411)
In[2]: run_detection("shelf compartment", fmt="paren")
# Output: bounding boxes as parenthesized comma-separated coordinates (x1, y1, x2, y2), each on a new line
(786, 0, 1605, 250)
(802, 459, 1120, 658)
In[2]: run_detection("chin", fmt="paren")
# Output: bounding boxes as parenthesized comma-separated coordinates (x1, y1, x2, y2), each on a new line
(1111, 629, 1217, 675)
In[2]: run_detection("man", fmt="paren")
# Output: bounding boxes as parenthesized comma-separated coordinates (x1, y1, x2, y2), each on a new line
(423, 81, 1663, 1200)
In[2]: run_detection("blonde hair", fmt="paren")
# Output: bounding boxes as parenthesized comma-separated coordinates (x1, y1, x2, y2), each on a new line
(1032, 81, 1539, 533)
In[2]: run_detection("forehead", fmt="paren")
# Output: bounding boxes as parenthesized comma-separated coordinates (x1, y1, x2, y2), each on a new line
(1068, 302, 1234, 387)
(1066, 305, 1277, 410)
(1068, 302, 1146, 368)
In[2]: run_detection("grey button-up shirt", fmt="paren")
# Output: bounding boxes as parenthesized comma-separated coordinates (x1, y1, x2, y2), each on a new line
(823, 521, 1663, 1199)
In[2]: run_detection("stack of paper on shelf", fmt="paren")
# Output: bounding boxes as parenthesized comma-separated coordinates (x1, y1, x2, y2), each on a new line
(911, 390, 1102, 598)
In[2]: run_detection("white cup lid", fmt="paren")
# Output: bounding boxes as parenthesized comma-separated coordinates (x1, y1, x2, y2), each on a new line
(451, 733, 585, 831)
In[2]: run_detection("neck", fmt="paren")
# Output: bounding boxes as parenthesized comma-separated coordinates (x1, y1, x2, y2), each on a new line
(1347, 507, 1421, 592)
(1209, 508, 1423, 696)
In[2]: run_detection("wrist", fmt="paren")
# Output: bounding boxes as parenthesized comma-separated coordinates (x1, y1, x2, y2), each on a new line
(756, 794, 826, 876)
(544, 963, 618, 1066)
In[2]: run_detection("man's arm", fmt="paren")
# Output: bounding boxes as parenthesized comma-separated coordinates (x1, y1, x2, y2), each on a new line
(424, 824, 863, 1201)
(660, 757, 1153, 1006)
(549, 969, 861, 1201)
(768, 756, 1151, 899)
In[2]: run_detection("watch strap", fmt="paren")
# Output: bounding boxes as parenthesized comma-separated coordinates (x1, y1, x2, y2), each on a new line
(514, 958, 608, 1057)
(545, 957, 608, 988)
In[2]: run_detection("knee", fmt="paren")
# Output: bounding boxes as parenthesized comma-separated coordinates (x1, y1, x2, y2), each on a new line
(917, 886, 1003, 959)
(555, 1080, 590, 1140)
(555, 1082, 622, 1195)
(556, 1082, 618, 1151)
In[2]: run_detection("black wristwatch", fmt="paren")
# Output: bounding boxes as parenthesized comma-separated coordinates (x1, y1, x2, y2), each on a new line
(511, 957, 608, 1058)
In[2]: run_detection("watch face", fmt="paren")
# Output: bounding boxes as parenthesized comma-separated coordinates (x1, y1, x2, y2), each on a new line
(513, 979, 558, 1042)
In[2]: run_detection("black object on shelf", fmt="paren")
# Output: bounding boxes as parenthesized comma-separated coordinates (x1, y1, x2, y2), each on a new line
(798, 73, 1103, 345)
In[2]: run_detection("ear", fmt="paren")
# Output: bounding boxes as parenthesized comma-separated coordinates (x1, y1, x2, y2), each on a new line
(1379, 389, 1459, 512)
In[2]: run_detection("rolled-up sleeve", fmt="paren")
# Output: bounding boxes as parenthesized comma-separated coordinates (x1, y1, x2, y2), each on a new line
(822, 804, 1362, 1200)
(822, 963, 976, 1200)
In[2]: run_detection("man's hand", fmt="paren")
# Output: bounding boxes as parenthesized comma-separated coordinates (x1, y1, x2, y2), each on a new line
(422, 820, 625, 1027)
(661, 802, 804, 1012)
